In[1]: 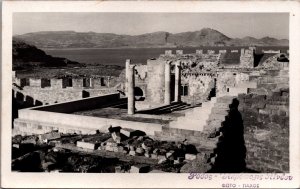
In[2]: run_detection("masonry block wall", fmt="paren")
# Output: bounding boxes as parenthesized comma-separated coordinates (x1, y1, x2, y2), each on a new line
(241, 68, 289, 173)
(51, 79, 63, 89)
(146, 59, 165, 104)
(237, 89, 289, 172)
(181, 74, 215, 103)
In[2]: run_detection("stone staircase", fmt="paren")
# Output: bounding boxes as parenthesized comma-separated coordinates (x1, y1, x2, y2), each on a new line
(203, 95, 235, 133)
(168, 97, 217, 131)
(168, 95, 237, 133)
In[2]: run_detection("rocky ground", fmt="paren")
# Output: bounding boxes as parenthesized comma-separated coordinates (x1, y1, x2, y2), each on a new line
(12, 126, 211, 173)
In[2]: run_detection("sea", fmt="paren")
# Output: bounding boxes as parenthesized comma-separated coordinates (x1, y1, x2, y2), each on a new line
(44, 46, 289, 67)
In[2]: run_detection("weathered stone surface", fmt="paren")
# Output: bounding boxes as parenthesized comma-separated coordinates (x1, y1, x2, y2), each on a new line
(129, 150, 136, 156)
(158, 155, 167, 164)
(77, 141, 98, 150)
(185, 153, 197, 161)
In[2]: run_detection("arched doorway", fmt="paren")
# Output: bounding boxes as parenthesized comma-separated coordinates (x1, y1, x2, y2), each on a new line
(134, 87, 144, 101)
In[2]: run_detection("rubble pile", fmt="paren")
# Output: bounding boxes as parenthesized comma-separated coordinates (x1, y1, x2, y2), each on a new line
(12, 126, 209, 173)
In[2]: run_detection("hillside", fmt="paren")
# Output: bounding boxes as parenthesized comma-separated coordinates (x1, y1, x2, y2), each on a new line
(13, 39, 82, 70)
(14, 28, 289, 49)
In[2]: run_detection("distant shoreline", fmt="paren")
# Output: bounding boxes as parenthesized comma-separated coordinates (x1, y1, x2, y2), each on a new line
(43, 45, 289, 51)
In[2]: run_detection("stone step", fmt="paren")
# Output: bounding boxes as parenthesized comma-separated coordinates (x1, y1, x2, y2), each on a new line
(208, 113, 227, 122)
(161, 126, 209, 138)
(213, 102, 230, 109)
(183, 114, 210, 122)
(217, 96, 236, 103)
(177, 114, 208, 122)
(210, 107, 229, 115)
(185, 107, 211, 115)
(169, 120, 205, 132)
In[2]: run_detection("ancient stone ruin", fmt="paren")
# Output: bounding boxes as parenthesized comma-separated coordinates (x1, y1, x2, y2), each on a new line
(12, 47, 289, 173)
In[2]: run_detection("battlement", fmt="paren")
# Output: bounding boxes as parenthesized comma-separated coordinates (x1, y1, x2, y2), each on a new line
(13, 76, 114, 90)
(262, 50, 281, 54)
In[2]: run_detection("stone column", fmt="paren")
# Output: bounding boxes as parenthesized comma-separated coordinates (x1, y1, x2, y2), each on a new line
(164, 61, 171, 105)
(174, 61, 181, 102)
(127, 64, 135, 115)
(125, 59, 131, 96)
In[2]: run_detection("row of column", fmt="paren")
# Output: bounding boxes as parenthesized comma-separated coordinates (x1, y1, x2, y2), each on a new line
(126, 59, 182, 115)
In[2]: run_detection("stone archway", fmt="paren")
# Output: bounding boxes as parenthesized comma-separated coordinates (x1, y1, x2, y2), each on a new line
(134, 87, 144, 101)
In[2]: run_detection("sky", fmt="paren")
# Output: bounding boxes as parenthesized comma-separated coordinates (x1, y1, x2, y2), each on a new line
(13, 13, 289, 39)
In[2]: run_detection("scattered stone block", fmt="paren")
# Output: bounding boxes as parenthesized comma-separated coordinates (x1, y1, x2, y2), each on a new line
(117, 146, 124, 152)
(158, 155, 167, 164)
(98, 146, 106, 151)
(174, 159, 182, 165)
(120, 128, 135, 138)
(153, 148, 159, 154)
(21, 138, 37, 145)
(106, 138, 118, 147)
(130, 164, 150, 173)
(39, 132, 61, 143)
(113, 146, 119, 152)
(129, 150, 136, 156)
(105, 145, 114, 152)
(129, 145, 135, 151)
(144, 153, 150, 158)
(112, 132, 121, 144)
(136, 147, 145, 155)
(166, 150, 175, 159)
(185, 153, 197, 161)
(77, 141, 98, 150)
(151, 154, 158, 159)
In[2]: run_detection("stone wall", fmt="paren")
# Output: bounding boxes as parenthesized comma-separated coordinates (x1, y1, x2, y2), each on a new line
(181, 74, 215, 103)
(240, 48, 254, 68)
(146, 59, 165, 104)
(237, 89, 289, 172)
(13, 85, 119, 105)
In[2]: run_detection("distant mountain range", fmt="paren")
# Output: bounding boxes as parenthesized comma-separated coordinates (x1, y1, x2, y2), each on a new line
(13, 28, 289, 49)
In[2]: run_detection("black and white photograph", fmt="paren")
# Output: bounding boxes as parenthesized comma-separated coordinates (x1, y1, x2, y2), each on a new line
(1, 1, 300, 188)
